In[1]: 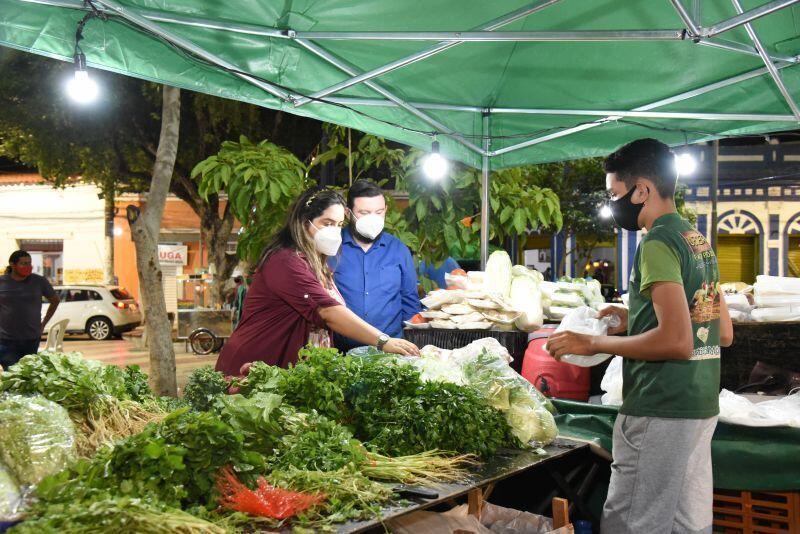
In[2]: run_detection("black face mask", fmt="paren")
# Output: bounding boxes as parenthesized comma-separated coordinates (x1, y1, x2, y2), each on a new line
(609, 186, 645, 232)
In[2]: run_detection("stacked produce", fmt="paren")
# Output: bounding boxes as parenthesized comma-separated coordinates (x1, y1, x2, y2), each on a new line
(748, 275, 800, 322)
(0, 343, 555, 532)
(540, 277, 605, 320)
(413, 251, 545, 332)
(414, 251, 608, 330)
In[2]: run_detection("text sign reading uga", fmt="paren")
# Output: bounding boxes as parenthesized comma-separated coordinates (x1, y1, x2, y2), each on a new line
(158, 244, 188, 266)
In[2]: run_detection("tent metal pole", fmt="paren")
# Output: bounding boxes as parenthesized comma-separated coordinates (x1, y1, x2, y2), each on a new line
(293, 38, 487, 156)
(292, 30, 685, 41)
(693, 0, 701, 23)
(730, 0, 800, 120)
(704, 0, 800, 37)
(327, 97, 796, 122)
(481, 113, 491, 269)
(697, 37, 797, 64)
(490, 60, 799, 156)
(486, 109, 795, 121)
(668, 0, 702, 36)
(293, 0, 562, 106)
(90, 0, 295, 103)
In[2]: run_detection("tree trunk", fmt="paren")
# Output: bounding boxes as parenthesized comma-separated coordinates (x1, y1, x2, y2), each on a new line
(127, 85, 180, 397)
(204, 203, 238, 307)
(103, 180, 116, 285)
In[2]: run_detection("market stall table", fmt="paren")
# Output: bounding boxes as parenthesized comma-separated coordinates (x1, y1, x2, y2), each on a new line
(552, 399, 800, 492)
(338, 437, 590, 533)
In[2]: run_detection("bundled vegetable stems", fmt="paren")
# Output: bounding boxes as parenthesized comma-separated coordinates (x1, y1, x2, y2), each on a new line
(0, 352, 168, 457)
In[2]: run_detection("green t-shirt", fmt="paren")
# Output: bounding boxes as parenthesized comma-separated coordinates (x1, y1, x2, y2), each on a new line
(622, 212, 721, 419)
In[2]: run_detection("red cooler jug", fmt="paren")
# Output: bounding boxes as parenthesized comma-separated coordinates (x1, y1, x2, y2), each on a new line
(521, 327, 590, 401)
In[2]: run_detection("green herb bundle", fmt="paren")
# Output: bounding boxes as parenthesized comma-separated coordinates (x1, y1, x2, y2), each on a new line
(37, 409, 263, 509)
(183, 366, 230, 412)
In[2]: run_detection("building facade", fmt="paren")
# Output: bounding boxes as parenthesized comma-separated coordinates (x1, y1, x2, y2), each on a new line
(0, 174, 239, 312)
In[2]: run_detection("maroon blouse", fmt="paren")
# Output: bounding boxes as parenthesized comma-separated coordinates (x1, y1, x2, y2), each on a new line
(215, 248, 342, 374)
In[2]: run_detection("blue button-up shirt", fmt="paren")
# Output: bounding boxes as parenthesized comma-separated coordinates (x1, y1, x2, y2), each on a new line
(331, 228, 421, 350)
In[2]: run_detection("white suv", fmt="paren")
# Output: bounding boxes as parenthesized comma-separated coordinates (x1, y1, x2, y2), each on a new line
(43, 285, 142, 341)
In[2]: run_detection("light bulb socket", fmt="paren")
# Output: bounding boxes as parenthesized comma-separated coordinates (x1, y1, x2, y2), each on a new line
(74, 52, 87, 72)
(431, 140, 440, 154)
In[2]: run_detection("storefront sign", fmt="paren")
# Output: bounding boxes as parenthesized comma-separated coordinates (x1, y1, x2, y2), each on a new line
(158, 244, 188, 266)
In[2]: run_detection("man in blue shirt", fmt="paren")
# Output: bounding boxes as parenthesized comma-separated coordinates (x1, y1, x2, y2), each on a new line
(332, 180, 421, 352)
(418, 257, 461, 289)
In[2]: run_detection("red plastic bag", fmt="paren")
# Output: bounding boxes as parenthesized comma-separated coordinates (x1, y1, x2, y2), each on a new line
(216, 467, 325, 519)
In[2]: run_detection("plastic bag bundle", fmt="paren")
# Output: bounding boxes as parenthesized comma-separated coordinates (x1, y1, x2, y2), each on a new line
(0, 394, 77, 488)
(600, 356, 624, 406)
(546, 306, 617, 367)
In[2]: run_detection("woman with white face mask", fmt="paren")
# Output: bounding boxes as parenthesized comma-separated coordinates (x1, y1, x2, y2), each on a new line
(216, 187, 419, 375)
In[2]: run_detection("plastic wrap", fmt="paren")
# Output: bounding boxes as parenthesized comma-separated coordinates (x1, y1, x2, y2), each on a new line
(0, 395, 77, 488)
(457, 349, 557, 445)
(0, 461, 21, 521)
(546, 307, 616, 367)
(750, 307, 800, 322)
(719, 389, 800, 428)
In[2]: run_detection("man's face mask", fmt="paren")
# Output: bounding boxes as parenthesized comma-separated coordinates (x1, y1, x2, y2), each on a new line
(609, 185, 645, 232)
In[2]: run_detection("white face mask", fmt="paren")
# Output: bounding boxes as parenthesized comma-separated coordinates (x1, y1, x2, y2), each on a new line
(354, 213, 385, 241)
(311, 223, 342, 256)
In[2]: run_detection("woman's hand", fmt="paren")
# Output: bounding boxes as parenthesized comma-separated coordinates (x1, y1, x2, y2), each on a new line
(597, 305, 628, 335)
(383, 338, 420, 356)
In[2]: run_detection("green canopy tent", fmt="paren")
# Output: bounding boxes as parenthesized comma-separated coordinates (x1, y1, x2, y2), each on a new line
(2, 0, 799, 264)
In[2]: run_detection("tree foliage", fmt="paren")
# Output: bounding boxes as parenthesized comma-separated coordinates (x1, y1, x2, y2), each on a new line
(192, 136, 309, 262)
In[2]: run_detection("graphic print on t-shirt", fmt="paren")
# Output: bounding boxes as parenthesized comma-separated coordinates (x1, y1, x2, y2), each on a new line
(679, 230, 721, 359)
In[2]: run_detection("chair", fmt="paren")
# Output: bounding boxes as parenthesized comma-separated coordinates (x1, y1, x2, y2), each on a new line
(42, 319, 69, 352)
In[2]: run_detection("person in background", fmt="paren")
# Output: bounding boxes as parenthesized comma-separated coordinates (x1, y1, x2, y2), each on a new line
(0, 250, 60, 369)
(231, 275, 248, 330)
(546, 138, 733, 534)
(418, 257, 461, 289)
(215, 188, 418, 375)
(331, 180, 421, 353)
(544, 267, 553, 281)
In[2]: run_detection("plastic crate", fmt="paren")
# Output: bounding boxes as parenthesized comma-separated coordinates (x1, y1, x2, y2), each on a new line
(713, 489, 800, 533)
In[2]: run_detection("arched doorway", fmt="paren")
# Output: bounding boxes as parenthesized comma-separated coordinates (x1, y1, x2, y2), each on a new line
(717, 210, 762, 284)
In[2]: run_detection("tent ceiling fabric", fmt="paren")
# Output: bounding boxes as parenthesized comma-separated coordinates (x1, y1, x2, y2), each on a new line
(1, 0, 799, 169)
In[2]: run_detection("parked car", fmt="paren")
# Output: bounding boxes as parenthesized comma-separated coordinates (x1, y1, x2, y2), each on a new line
(42, 285, 142, 341)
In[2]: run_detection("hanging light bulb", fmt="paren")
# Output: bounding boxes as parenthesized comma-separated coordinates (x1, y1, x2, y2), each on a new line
(675, 152, 697, 176)
(422, 140, 448, 181)
(66, 52, 98, 104)
(599, 205, 613, 219)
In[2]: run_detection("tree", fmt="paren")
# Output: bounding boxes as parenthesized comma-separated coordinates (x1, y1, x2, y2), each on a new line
(192, 136, 309, 263)
(527, 159, 614, 276)
(127, 85, 180, 396)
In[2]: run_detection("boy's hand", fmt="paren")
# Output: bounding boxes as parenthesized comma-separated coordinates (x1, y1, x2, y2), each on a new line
(598, 305, 628, 335)
(547, 331, 598, 361)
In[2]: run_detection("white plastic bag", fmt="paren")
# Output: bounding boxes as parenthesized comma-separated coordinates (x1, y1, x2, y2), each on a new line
(600, 356, 624, 406)
(750, 306, 800, 322)
(545, 306, 614, 367)
(718, 389, 800, 428)
(724, 293, 752, 313)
